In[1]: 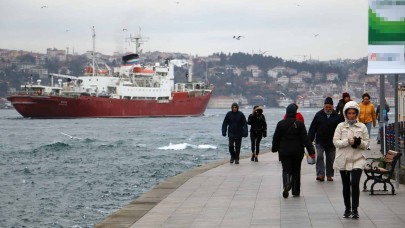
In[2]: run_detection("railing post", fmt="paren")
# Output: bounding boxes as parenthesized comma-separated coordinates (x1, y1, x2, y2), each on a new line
(394, 74, 400, 189)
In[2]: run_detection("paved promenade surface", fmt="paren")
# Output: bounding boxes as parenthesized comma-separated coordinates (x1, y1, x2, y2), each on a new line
(96, 141, 405, 228)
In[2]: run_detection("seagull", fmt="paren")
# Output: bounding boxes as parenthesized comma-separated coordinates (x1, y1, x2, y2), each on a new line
(313, 33, 319, 37)
(41, 5, 48, 8)
(176, 1, 180, 4)
(65, 29, 69, 32)
(122, 28, 127, 31)
(233, 35, 244, 40)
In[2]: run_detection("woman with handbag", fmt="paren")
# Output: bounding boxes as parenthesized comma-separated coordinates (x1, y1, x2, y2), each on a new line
(333, 101, 368, 218)
(272, 104, 315, 198)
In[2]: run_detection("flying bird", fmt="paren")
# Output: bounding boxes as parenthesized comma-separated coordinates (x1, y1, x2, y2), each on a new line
(65, 29, 69, 32)
(122, 28, 127, 31)
(233, 35, 244, 40)
(41, 5, 48, 8)
(313, 33, 319, 37)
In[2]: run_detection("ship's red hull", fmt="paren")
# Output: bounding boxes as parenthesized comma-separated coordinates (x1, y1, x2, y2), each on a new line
(7, 92, 212, 118)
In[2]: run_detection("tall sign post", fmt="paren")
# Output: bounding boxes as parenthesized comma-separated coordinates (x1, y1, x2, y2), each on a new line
(367, 0, 405, 189)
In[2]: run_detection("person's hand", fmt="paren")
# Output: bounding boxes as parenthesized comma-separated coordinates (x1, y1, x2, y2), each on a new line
(222, 133, 226, 137)
(354, 137, 361, 146)
(348, 138, 354, 145)
(263, 132, 267, 138)
(309, 154, 315, 159)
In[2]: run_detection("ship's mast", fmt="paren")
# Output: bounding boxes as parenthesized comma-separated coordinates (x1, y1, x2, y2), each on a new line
(129, 27, 148, 54)
(92, 26, 96, 77)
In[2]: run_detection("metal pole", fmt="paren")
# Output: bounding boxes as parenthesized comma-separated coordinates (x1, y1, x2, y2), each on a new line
(380, 74, 386, 155)
(395, 74, 399, 189)
(205, 61, 208, 83)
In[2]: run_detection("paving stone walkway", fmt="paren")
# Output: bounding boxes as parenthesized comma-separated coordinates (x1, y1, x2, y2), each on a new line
(96, 141, 405, 228)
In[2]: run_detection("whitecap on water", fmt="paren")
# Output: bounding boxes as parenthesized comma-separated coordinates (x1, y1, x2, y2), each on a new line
(157, 143, 217, 150)
(197, 145, 217, 149)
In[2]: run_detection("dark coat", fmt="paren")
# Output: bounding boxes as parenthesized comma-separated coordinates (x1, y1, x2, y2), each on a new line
(376, 104, 390, 122)
(271, 117, 315, 156)
(247, 113, 267, 136)
(222, 111, 248, 138)
(336, 99, 350, 120)
(308, 109, 342, 149)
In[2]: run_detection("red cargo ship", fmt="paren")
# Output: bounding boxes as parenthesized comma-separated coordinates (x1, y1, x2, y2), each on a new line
(7, 29, 213, 118)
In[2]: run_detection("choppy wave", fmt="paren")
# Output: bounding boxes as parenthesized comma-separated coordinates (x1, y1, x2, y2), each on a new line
(157, 142, 217, 150)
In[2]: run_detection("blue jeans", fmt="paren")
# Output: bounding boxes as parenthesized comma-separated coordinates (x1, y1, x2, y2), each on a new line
(316, 144, 336, 177)
(365, 122, 372, 147)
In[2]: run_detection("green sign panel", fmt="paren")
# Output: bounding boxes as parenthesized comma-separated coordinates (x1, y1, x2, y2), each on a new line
(367, 0, 405, 74)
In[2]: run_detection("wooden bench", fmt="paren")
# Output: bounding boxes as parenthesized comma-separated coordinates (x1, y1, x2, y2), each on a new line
(363, 150, 402, 195)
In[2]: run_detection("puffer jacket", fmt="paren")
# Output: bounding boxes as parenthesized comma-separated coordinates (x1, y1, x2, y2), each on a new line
(359, 102, 376, 127)
(333, 101, 369, 171)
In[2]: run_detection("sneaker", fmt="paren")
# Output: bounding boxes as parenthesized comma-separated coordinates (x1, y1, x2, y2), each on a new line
(352, 209, 359, 218)
(235, 160, 239, 164)
(251, 154, 255, 161)
(343, 209, 352, 218)
(254, 157, 258, 162)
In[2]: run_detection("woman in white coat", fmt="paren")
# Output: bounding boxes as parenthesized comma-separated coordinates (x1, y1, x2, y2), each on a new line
(333, 101, 369, 219)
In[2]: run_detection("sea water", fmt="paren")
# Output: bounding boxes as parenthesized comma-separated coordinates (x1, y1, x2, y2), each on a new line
(0, 108, 377, 227)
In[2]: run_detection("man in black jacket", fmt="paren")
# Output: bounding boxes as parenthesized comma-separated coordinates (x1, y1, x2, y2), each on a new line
(308, 97, 342, 182)
(272, 104, 315, 198)
(222, 103, 248, 164)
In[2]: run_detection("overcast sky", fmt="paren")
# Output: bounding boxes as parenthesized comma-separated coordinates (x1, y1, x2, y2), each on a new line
(0, 0, 368, 61)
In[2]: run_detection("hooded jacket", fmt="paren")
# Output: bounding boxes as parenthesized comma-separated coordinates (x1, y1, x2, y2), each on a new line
(333, 101, 369, 170)
(247, 106, 267, 136)
(222, 103, 248, 138)
(271, 104, 315, 156)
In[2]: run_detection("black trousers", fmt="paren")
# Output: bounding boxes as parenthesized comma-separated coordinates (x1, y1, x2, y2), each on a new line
(228, 137, 242, 161)
(250, 131, 262, 154)
(340, 169, 362, 209)
(280, 153, 304, 195)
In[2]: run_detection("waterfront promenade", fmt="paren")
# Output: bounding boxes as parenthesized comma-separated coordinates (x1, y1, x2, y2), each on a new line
(96, 140, 405, 228)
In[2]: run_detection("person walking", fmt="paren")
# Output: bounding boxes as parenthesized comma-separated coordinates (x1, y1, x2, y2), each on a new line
(272, 104, 315, 198)
(333, 101, 369, 219)
(247, 106, 267, 162)
(358, 93, 376, 150)
(336, 92, 351, 120)
(222, 103, 248, 164)
(376, 100, 390, 144)
(308, 97, 342, 182)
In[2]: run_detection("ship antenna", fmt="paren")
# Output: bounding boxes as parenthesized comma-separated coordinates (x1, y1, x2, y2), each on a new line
(129, 27, 149, 54)
(92, 26, 96, 77)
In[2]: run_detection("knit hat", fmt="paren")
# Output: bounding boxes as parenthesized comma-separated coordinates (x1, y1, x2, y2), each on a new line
(324, 97, 333, 105)
(286, 103, 297, 118)
(342, 92, 350, 99)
